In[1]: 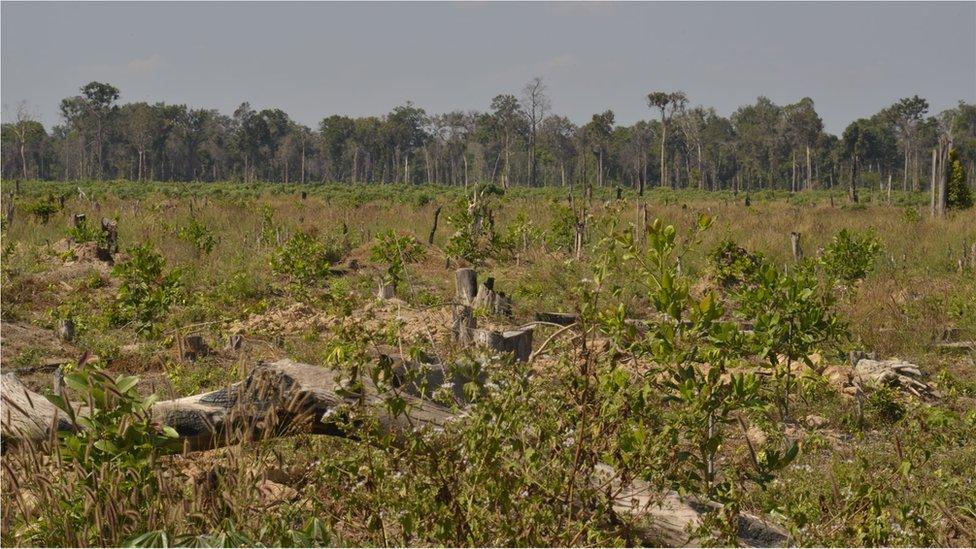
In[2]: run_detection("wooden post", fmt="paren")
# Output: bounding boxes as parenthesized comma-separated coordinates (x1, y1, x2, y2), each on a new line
(455, 268, 478, 305)
(790, 232, 803, 262)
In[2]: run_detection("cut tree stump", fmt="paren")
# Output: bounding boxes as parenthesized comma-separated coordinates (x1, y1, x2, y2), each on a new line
(377, 282, 396, 300)
(471, 328, 533, 362)
(0, 358, 787, 547)
(471, 277, 513, 317)
(455, 268, 478, 305)
(183, 335, 211, 361)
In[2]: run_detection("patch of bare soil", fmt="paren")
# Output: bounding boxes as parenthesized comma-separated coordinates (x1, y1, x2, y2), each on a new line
(0, 321, 78, 392)
(227, 303, 336, 337)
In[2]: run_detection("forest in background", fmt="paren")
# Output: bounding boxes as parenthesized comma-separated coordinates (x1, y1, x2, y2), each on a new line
(2, 79, 975, 194)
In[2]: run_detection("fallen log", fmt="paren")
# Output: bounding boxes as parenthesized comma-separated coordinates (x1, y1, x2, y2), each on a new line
(1, 360, 787, 546)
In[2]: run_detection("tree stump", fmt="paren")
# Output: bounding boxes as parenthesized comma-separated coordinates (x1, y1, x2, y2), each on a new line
(472, 328, 533, 362)
(377, 282, 396, 301)
(471, 277, 513, 318)
(98, 217, 118, 260)
(790, 232, 803, 262)
(183, 335, 211, 361)
(427, 205, 443, 245)
(455, 268, 478, 305)
(56, 319, 75, 343)
(226, 333, 244, 352)
(72, 213, 86, 229)
(451, 305, 475, 345)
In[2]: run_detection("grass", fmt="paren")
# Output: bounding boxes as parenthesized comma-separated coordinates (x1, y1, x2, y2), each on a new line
(1, 180, 974, 546)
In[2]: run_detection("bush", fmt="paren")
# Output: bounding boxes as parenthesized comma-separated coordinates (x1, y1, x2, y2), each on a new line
(946, 149, 973, 210)
(270, 230, 343, 289)
(177, 217, 217, 255)
(820, 229, 882, 284)
(112, 244, 184, 336)
(370, 230, 426, 287)
(707, 238, 767, 288)
(25, 198, 60, 223)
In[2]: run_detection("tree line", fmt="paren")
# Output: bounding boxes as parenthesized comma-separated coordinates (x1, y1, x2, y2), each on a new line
(3, 78, 975, 194)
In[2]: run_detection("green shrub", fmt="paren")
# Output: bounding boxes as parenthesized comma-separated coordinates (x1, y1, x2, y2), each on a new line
(25, 198, 60, 223)
(370, 229, 426, 287)
(707, 238, 767, 287)
(270, 230, 343, 289)
(946, 149, 973, 210)
(112, 244, 184, 336)
(177, 217, 217, 255)
(66, 217, 102, 244)
(820, 229, 882, 284)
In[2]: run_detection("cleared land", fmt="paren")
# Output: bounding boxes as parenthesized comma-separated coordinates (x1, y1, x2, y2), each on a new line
(1, 181, 974, 547)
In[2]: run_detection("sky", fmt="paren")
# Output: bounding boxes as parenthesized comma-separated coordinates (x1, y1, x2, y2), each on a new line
(2, 1, 974, 135)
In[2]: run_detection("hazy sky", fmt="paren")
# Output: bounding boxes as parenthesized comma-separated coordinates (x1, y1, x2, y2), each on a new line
(2, 1, 974, 134)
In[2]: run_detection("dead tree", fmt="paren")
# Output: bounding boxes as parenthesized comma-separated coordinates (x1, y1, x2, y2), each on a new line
(427, 204, 443, 245)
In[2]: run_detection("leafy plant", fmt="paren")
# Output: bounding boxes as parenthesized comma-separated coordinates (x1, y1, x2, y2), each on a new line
(946, 149, 973, 210)
(112, 243, 184, 336)
(66, 217, 103, 244)
(270, 230, 343, 291)
(820, 229, 882, 285)
(177, 217, 217, 255)
(370, 229, 426, 288)
(25, 197, 60, 223)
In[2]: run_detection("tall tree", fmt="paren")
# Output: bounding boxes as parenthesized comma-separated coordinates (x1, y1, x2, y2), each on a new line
(521, 77, 551, 187)
(647, 91, 687, 188)
(885, 95, 929, 191)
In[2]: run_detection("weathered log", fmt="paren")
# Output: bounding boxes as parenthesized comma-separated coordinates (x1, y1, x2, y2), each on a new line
(2, 360, 452, 452)
(534, 311, 579, 326)
(455, 268, 478, 305)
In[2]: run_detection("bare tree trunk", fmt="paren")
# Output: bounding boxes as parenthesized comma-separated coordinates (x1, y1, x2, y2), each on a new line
(930, 148, 938, 218)
(806, 145, 812, 190)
